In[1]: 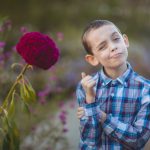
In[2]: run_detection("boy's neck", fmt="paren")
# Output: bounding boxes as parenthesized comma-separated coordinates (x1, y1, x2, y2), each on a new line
(104, 62, 127, 79)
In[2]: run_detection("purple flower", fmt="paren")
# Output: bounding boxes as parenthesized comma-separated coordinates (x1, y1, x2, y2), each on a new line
(0, 55, 4, 62)
(4, 51, 12, 59)
(38, 87, 50, 97)
(37, 86, 50, 105)
(62, 128, 68, 133)
(0, 41, 6, 49)
(59, 110, 67, 125)
(38, 97, 47, 105)
(55, 87, 63, 92)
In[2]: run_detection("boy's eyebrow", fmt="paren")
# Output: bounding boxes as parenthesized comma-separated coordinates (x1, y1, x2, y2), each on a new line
(111, 31, 119, 37)
(96, 32, 119, 49)
(96, 41, 106, 49)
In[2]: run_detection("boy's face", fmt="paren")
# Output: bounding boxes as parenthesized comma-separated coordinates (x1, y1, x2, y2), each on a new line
(85, 25, 129, 70)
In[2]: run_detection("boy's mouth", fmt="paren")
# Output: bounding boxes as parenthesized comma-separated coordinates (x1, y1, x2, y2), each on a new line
(111, 53, 123, 58)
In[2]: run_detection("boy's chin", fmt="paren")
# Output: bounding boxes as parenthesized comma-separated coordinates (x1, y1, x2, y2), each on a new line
(110, 60, 127, 69)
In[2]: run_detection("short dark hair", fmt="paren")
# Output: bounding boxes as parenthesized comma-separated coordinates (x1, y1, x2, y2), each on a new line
(82, 20, 120, 55)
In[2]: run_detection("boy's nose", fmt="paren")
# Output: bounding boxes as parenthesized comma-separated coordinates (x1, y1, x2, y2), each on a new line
(109, 43, 117, 52)
(111, 47, 117, 52)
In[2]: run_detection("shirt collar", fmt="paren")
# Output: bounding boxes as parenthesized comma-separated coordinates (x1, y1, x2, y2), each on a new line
(100, 62, 133, 87)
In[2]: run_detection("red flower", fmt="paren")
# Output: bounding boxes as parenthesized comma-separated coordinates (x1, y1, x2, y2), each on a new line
(16, 32, 60, 69)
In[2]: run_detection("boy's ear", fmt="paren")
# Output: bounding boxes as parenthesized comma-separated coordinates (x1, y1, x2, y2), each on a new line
(85, 54, 99, 66)
(123, 34, 129, 48)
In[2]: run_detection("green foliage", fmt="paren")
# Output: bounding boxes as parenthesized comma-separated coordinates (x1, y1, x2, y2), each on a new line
(7, 91, 15, 119)
(0, 64, 36, 150)
(20, 78, 36, 104)
(2, 121, 20, 150)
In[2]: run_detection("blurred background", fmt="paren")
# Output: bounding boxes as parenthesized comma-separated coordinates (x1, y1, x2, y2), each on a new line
(0, 0, 150, 149)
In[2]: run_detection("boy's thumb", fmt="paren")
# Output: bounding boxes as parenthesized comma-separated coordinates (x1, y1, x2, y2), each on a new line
(81, 72, 86, 79)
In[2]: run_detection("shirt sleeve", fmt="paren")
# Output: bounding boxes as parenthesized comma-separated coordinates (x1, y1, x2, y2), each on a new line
(76, 83, 101, 149)
(102, 88, 150, 150)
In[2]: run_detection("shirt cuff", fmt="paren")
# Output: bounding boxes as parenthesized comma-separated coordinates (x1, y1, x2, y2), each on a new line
(84, 102, 102, 120)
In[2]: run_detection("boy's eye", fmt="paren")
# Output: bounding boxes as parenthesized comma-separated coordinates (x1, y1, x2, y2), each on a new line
(99, 45, 106, 50)
(113, 37, 120, 41)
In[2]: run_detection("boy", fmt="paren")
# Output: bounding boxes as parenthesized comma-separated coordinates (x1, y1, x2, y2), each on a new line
(76, 20, 150, 150)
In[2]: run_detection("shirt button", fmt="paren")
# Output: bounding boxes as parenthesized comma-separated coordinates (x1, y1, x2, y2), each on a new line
(111, 82, 116, 86)
(111, 93, 114, 97)
(111, 83, 115, 86)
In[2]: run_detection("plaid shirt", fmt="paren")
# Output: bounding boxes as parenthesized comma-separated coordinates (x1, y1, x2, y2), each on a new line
(76, 63, 150, 150)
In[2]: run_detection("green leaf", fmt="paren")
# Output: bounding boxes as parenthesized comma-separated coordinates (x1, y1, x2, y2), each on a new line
(2, 110, 11, 129)
(1, 98, 8, 110)
(2, 133, 11, 150)
(19, 79, 36, 104)
(0, 106, 2, 112)
(21, 101, 31, 116)
(2, 121, 20, 150)
(7, 91, 15, 119)
(0, 128, 5, 137)
(26, 83, 36, 103)
(10, 122, 20, 150)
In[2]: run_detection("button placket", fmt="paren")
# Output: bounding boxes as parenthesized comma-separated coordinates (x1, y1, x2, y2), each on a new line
(110, 81, 117, 98)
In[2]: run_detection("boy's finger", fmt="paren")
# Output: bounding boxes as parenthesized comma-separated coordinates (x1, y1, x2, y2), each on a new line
(77, 114, 84, 119)
(77, 111, 85, 118)
(86, 80, 96, 88)
(77, 110, 84, 115)
(81, 72, 86, 79)
(78, 107, 84, 111)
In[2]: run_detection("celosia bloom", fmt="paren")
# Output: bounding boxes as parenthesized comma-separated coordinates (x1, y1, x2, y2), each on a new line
(16, 32, 60, 69)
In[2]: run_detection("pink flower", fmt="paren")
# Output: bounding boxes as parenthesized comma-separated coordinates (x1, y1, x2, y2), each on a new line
(16, 32, 60, 70)
(31, 125, 37, 132)
(69, 101, 75, 108)
(0, 27, 4, 32)
(58, 101, 65, 109)
(0, 20, 12, 32)
(20, 26, 29, 34)
(56, 32, 64, 41)
(3, 20, 12, 30)
(12, 46, 17, 52)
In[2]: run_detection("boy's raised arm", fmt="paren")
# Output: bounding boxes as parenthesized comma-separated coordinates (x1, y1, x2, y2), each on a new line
(76, 78, 101, 149)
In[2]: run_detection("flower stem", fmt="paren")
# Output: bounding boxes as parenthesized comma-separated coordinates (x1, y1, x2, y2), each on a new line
(2, 64, 29, 109)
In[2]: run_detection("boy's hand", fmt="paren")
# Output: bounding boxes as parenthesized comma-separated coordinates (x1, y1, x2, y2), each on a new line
(81, 72, 96, 104)
(77, 107, 107, 123)
(77, 107, 85, 119)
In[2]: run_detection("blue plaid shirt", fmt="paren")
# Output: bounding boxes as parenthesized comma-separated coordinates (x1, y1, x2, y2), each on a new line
(76, 63, 150, 150)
